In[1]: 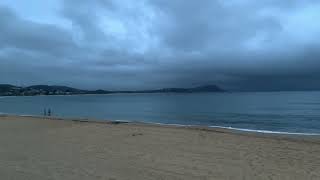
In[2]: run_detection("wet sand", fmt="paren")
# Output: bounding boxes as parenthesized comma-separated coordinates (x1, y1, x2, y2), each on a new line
(0, 115, 319, 180)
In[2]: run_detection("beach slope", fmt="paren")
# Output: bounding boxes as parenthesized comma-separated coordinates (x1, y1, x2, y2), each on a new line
(0, 115, 319, 180)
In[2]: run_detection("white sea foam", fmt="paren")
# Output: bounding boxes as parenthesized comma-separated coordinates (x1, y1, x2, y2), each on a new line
(111, 119, 131, 123)
(20, 114, 40, 117)
(126, 122, 320, 135)
(152, 122, 192, 127)
(209, 126, 320, 136)
(140, 122, 320, 136)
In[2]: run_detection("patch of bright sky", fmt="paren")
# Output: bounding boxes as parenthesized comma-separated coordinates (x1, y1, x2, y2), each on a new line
(0, 0, 71, 30)
(98, 1, 159, 54)
(281, 4, 320, 45)
(99, 16, 127, 40)
(243, 32, 269, 51)
(244, 3, 320, 52)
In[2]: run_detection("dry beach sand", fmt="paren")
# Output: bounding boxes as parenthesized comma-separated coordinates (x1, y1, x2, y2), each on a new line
(0, 115, 319, 180)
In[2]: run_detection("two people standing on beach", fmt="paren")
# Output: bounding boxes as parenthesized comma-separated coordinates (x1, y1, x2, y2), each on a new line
(44, 108, 52, 116)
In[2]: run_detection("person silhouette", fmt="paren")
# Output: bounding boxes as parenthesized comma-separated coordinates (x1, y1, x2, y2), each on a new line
(48, 108, 51, 116)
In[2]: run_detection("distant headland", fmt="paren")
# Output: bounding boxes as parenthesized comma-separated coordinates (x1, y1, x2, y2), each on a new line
(0, 84, 225, 96)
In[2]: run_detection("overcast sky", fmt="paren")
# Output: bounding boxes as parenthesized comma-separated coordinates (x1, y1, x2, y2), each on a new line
(0, 0, 320, 91)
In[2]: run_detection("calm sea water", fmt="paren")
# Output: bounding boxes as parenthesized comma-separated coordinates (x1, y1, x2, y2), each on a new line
(1, 92, 320, 134)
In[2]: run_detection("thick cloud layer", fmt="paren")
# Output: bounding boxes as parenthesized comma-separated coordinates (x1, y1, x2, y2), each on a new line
(1, 0, 320, 91)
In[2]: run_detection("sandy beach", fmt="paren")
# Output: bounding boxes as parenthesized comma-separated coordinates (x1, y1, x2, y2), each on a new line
(0, 115, 319, 180)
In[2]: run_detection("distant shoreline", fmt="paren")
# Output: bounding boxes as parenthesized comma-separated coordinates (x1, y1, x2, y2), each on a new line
(0, 91, 227, 98)
(0, 84, 225, 96)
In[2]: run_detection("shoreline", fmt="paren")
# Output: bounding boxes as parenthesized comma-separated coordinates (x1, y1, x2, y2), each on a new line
(0, 91, 226, 98)
(2, 113, 320, 139)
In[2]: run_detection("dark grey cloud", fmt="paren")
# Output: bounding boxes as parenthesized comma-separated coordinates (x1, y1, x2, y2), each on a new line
(0, 6, 76, 57)
(1, 1, 320, 91)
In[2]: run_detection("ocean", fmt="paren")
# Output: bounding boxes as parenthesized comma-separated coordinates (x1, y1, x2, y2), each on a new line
(1, 91, 320, 134)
